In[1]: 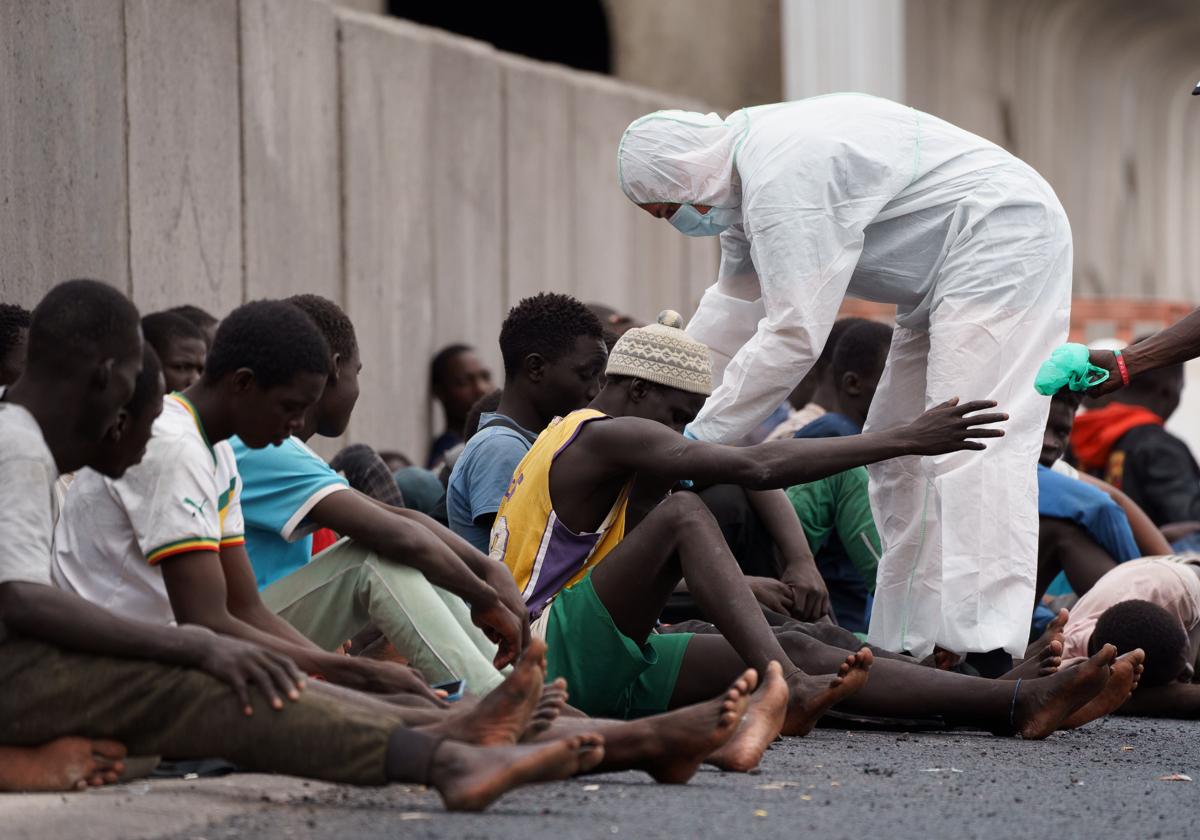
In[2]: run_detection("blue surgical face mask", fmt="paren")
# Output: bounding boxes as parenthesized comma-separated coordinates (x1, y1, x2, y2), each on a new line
(668, 204, 736, 237)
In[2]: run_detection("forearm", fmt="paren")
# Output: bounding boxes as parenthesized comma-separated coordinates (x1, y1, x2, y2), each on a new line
(1116, 682, 1200, 719)
(1123, 309, 1200, 377)
(386, 504, 502, 580)
(182, 603, 343, 678)
(746, 488, 813, 576)
(1077, 473, 1172, 555)
(741, 431, 913, 489)
(371, 515, 498, 606)
(228, 598, 324, 651)
(0, 582, 205, 668)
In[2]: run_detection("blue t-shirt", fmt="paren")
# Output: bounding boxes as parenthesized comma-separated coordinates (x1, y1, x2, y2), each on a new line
(231, 436, 349, 589)
(447, 412, 537, 553)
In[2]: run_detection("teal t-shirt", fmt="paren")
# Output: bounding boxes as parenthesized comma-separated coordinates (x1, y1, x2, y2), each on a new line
(231, 436, 349, 589)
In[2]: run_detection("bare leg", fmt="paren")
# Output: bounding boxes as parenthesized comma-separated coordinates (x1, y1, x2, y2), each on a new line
(0, 739, 127, 792)
(771, 631, 1117, 737)
(589, 493, 871, 734)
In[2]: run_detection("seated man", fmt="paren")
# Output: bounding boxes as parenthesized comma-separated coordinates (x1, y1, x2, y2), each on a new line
(448, 295, 825, 623)
(449, 293, 608, 553)
(1061, 556, 1200, 719)
(53, 300, 442, 699)
(141, 310, 207, 393)
(789, 319, 893, 632)
(4, 281, 602, 807)
(428, 343, 493, 469)
(233, 295, 527, 693)
(492, 312, 1133, 736)
(1071, 352, 1200, 535)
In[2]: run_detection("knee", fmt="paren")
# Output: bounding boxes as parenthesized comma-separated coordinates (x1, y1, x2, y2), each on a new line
(659, 490, 713, 525)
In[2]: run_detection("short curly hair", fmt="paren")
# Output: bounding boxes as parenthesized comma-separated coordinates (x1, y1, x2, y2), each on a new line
(27, 280, 141, 376)
(1091, 598, 1189, 687)
(286, 294, 358, 362)
(204, 300, 330, 389)
(500, 293, 603, 378)
(0, 303, 31, 360)
(142, 311, 205, 359)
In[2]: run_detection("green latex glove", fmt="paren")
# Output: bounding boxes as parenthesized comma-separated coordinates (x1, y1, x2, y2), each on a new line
(1034, 343, 1110, 395)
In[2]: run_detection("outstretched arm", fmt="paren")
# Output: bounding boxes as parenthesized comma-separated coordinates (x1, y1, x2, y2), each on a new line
(1089, 308, 1200, 396)
(585, 398, 1006, 491)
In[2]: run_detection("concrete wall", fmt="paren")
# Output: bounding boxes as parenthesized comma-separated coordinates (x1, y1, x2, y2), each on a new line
(782, 0, 906, 102)
(906, 0, 1200, 304)
(0, 0, 718, 462)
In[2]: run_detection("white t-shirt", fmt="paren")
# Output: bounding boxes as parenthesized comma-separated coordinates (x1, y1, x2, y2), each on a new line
(52, 394, 245, 624)
(0, 402, 58, 588)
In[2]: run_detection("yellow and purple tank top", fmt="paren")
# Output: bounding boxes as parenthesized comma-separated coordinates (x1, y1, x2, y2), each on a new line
(489, 409, 631, 618)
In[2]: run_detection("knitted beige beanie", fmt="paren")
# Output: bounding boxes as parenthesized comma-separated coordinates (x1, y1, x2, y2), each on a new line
(605, 310, 712, 396)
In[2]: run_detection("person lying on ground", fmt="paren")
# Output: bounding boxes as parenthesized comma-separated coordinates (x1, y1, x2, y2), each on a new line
(141, 310, 207, 393)
(232, 295, 528, 694)
(52, 300, 441, 700)
(1058, 557, 1200, 720)
(492, 312, 1136, 737)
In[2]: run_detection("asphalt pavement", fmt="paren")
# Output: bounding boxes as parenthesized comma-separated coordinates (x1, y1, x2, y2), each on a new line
(87, 714, 1195, 840)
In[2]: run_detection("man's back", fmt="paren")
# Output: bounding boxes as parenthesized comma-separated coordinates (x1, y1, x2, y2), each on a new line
(0, 402, 58, 605)
(1106, 424, 1200, 527)
(447, 412, 538, 554)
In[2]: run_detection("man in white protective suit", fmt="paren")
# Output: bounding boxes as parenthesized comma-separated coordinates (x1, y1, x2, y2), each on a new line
(617, 93, 1072, 669)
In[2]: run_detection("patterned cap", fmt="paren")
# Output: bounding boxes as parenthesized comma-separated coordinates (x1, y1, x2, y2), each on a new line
(606, 310, 712, 396)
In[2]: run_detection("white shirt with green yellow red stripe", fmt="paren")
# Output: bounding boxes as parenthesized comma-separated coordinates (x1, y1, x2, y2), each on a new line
(51, 394, 245, 626)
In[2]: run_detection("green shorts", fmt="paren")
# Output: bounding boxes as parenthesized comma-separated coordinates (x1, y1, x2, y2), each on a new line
(543, 573, 693, 720)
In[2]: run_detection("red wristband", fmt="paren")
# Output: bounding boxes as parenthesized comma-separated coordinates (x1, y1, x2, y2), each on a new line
(1114, 349, 1131, 386)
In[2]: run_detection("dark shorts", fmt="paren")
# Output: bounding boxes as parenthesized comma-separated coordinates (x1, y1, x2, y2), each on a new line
(543, 573, 693, 719)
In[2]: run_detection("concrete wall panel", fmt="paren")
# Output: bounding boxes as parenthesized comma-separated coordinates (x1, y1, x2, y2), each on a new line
(125, 0, 242, 316)
(0, 0, 127, 306)
(429, 32, 504, 378)
(570, 76, 644, 313)
(501, 56, 575, 309)
(337, 11, 435, 459)
(241, 0, 340, 302)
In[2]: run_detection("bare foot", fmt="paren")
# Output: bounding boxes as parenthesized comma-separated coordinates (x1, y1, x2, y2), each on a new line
(1001, 640, 1063, 681)
(639, 668, 755, 784)
(423, 639, 549, 746)
(1025, 608, 1069, 659)
(707, 661, 787, 772)
(522, 678, 569, 741)
(1059, 649, 1145, 730)
(430, 733, 605, 811)
(782, 648, 873, 736)
(1011, 644, 1116, 739)
(0, 739, 127, 792)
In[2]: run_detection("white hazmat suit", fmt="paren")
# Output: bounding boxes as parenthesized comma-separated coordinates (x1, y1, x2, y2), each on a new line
(618, 94, 1072, 658)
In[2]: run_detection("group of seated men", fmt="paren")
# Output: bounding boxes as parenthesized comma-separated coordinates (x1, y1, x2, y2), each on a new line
(0, 281, 1194, 808)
